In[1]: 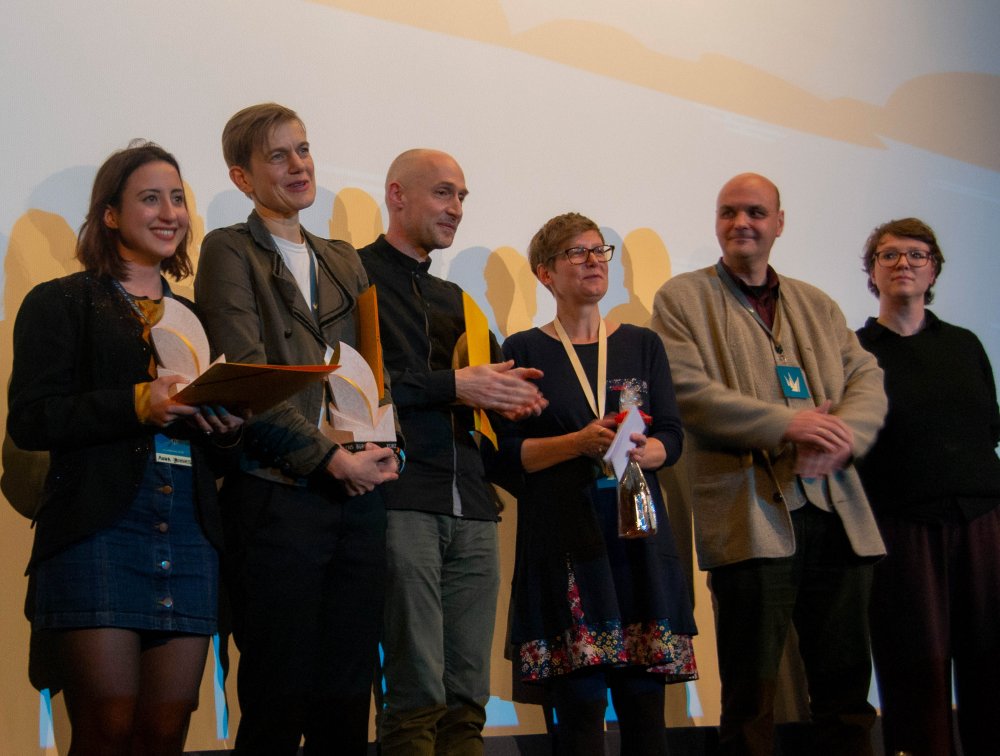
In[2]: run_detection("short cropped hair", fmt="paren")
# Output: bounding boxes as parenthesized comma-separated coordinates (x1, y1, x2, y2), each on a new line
(528, 212, 603, 277)
(76, 140, 192, 282)
(862, 217, 944, 303)
(222, 103, 302, 170)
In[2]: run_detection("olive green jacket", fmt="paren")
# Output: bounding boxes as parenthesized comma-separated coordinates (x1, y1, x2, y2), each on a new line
(195, 211, 375, 484)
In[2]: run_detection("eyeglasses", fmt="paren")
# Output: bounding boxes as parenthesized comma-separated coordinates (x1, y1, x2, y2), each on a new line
(550, 244, 615, 265)
(875, 249, 932, 268)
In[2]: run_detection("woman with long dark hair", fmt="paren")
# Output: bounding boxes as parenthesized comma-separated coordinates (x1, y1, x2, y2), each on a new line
(8, 141, 243, 755)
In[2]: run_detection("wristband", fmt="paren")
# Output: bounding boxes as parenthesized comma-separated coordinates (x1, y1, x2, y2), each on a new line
(317, 443, 341, 471)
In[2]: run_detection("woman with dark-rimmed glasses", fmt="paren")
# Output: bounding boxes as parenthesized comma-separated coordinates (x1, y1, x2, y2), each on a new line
(857, 217, 1000, 756)
(499, 212, 697, 755)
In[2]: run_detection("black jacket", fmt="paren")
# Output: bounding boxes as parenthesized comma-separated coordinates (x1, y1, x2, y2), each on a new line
(7, 272, 233, 568)
(358, 235, 500, 520)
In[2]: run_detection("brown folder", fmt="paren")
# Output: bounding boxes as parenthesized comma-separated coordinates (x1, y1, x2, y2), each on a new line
(171, 363, 338, 414)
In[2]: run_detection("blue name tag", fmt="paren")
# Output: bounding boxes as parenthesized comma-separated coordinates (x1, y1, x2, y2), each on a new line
(154, 434, 192, 467)
(776, 365, 810, 399)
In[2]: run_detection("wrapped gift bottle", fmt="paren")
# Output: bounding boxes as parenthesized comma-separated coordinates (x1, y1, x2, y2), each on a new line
(616, 385, 657, 538)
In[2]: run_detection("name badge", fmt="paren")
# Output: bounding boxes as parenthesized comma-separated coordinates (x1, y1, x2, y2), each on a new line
(776, 365, 810, 399)
(596, 460, 618, 489)
(155, 434, 192, 467)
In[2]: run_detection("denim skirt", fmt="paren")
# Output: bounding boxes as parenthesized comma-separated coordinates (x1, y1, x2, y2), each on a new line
(32, 455, 218, 635)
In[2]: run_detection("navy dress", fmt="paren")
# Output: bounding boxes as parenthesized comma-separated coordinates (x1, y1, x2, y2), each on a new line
(500, 324, 697, 684)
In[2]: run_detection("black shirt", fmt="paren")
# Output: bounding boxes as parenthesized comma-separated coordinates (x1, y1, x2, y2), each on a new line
(856, 311, 1000, 522)
(357, 235, 500, 520)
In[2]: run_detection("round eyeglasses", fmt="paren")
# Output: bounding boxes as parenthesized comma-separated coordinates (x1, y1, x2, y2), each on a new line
(875, 249, 932, 268)
(551, 244, 615, 265)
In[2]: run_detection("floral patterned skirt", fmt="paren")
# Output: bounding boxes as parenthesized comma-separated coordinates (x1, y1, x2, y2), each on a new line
(518, 561, 698, 683)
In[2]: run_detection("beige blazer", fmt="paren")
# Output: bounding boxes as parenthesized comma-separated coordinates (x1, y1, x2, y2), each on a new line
(650, 265, 887, 570)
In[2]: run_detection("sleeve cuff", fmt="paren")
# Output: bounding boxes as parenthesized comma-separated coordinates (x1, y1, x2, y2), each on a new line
(424, 369, 457, 404)
(314, 443, 341, 473)
(134, 382, 154, 425)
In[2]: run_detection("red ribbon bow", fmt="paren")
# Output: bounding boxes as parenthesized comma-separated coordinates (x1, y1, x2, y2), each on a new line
(614, 409, 652, 426)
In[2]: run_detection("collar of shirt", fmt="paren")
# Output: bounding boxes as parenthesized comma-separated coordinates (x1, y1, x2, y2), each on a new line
(719, 258, 780, 329)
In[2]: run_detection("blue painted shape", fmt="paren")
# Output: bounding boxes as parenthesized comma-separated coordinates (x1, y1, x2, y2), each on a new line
(686, 680, 704, 718)
(39, 688, 55, 748)
(606, 689, 618, 722)
(212, 633, 229, 740)
(378, 643, 387, 694)
(485, 696, 519, 727)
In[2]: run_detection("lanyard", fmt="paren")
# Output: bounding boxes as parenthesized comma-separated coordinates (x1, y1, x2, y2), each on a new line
(307, 244, 320, 324)
(112, 278, 162, 324)
(553, 316, 607, 419)
(306, 246, 337, 425)
(715, 261, 787, 361)
(113, 278, 165, 374)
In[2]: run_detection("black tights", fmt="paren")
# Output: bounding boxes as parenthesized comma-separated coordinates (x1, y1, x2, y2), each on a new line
(58, 628, 209, 756)
(549, 667, 669, 756)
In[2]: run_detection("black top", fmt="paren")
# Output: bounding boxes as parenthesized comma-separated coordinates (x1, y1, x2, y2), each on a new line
(856, 311, 1000, 522)
(357, 235, 500, 520)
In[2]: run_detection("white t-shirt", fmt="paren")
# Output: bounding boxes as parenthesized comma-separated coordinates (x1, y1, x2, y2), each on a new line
(271, 234, 313, 310)
(271, 234, 333, 425)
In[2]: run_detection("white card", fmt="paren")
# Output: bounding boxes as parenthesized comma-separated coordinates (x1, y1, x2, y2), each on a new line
(602, 406, 645, 480)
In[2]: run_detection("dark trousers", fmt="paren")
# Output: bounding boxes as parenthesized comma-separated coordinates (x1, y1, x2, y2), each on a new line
(870, 506, 1000, 756)
(221, 472, 386, 756)
(710, 505, 876, 756)
(548, 667, 668, 756)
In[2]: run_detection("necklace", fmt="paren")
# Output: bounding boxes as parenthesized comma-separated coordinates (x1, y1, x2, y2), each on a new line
(113, 278, 165, 375)
(113, 279, 151, 322)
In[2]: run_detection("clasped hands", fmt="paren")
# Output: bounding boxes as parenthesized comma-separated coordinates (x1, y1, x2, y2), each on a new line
(783, 400, 853, 477)
(326, 443, 399, 496)
(455, 360, 547, 420)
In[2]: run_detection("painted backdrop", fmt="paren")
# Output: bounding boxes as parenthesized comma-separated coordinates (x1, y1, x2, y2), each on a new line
(2, 1, 999, 751)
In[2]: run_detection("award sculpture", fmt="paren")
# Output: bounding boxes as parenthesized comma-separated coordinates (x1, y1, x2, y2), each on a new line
(320, 287, 397, 450)
(152, 298, 337, 413)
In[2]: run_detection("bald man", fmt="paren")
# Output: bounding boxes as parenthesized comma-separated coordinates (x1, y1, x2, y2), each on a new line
(358, 150, 544, 754)
(650, 174, 887, 755)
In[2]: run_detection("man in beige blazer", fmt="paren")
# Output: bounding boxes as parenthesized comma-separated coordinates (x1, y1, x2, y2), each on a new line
(651, 173, 887, 756)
